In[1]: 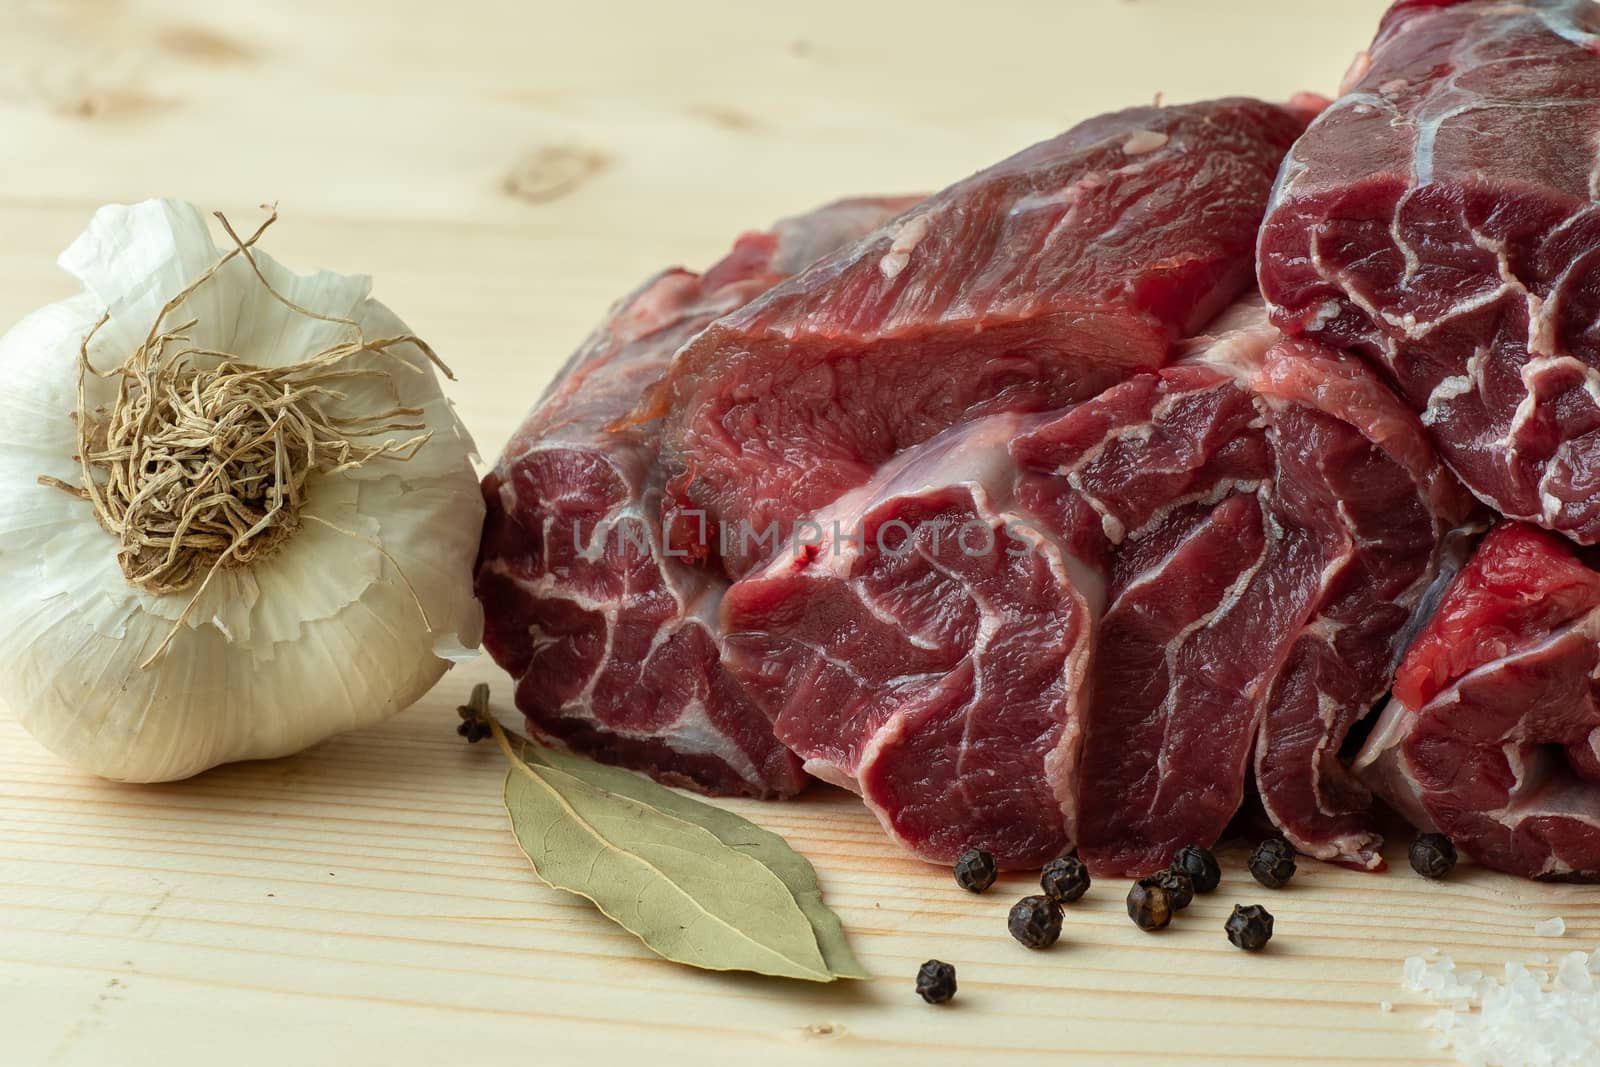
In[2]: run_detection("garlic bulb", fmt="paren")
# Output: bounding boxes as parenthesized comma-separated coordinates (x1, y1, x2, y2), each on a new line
(0, 200, 484, 781)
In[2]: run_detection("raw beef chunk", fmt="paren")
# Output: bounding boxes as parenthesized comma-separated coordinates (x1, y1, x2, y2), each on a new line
(476, 198, 913, 797)
(1259, 0, 1600, 543)
(722, 301, 1470, 868)
(1240, 338, 1475, 871)
(645, 98, 1314, 577)
(721, 411, 1096, 865)
(1355, 523, 1600, 880)
(1034, 317, 1470, 875)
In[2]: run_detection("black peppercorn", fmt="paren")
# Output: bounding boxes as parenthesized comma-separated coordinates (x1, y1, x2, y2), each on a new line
(1007, 894, 1063, 949)
(915, 959, 957, 1004)
(1225, 904, 1274, 951)
(1248, 838, 1297, 888)
(1409, 833, 1458, 879)
(1171, 844, 1222, 894)
(1039, 856, 1091, 904)
(1126, 878, 1173, 931)
(953, 848, 998, 893)
(1148, 867, 1194, 911)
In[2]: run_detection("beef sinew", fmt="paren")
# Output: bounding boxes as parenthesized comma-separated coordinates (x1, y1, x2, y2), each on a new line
(1355, 522, 1600, 880)
(642, 98, 1315, 577)
(1259, 0, 1600, 544)
(476, 198, 915, 798)
(722, 300, 1471, 870)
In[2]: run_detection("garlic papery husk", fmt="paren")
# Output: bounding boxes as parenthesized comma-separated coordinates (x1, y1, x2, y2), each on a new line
(0, 199, 484, 782)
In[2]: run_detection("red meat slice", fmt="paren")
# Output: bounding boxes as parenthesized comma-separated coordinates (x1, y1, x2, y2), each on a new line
(1030, 323, 1470, 874)
(646, 98, 1314, 577)
(1355, 523, 1600, 880)
(1259, 0, 1600, 544)
(721, 411, 1097, 864)
(475, 198, 914, 797)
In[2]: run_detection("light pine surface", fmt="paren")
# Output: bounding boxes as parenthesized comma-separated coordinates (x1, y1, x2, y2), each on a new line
(3, 2, 1596, 1064)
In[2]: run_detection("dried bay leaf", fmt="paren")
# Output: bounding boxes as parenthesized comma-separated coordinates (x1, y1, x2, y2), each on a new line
(527, 741, 870, 979)
(495, 725, 837, 981)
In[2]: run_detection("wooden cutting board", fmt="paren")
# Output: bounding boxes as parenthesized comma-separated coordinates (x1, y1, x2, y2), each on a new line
(3, 2, 1594, 1064)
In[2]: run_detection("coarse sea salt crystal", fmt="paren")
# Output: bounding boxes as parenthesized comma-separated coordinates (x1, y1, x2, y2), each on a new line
(1558, 954, 1594, 994)
(1536, 916, 1567, 937)
(1398, 944, 1600, 1066)
(1405, 956, 1428, 988)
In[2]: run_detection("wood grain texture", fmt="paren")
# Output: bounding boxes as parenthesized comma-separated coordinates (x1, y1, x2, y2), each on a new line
(2, 1, 1594, 1064)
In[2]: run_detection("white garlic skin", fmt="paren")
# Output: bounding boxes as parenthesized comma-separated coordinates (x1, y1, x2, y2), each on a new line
(0, 200, 485, 781)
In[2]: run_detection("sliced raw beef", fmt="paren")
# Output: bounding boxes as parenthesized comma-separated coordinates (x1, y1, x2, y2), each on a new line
(1354, 523, 1600, 880)
(476, 197, 914, 798)
(1258, 0, 1600, 544)
(721, 410, 1097, 864)
(722, 300, 1470, 869)
(1239, 338, 1476, 870)
(643, 98, 1315, 576)
(1029, 317, 1471, 874)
